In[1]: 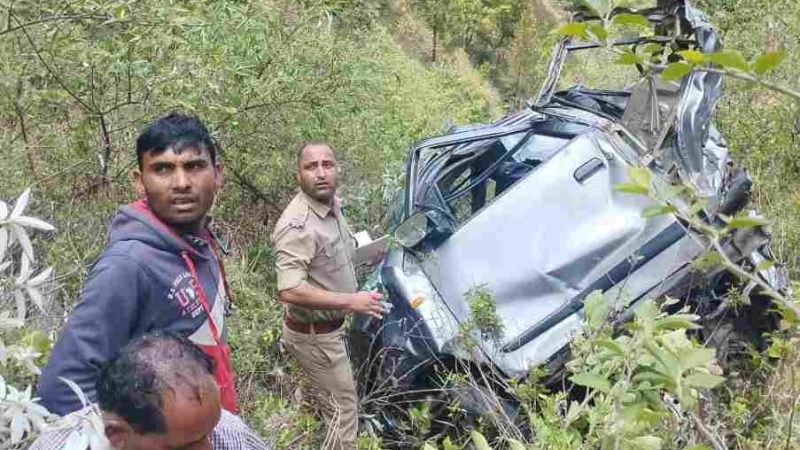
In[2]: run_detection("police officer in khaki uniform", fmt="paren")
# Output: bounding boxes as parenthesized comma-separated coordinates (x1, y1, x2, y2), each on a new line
(272, 141, 385, 450)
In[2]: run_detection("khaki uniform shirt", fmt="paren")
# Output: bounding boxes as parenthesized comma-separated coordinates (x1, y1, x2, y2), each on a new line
(272, 191, 358, 324)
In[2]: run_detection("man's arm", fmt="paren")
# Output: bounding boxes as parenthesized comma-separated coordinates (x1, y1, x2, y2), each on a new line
(278, 283, 384, 318)
(272, 223, 384, 319)
(37, 256, 146, 415)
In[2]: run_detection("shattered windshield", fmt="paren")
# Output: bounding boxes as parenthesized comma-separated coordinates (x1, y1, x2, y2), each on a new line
(414, 130, 572, 227)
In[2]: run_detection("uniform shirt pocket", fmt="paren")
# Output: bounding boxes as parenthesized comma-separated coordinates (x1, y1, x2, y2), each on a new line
(323, 235, 343, 258)
(310, 234, 346, 272)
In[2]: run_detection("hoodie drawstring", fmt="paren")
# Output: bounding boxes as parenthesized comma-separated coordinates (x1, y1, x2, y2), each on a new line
(181, 252, 222, 344)
(180, 251, 239, 413)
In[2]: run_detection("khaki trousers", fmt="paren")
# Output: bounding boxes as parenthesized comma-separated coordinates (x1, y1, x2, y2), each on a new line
(282, 322, 357, 450)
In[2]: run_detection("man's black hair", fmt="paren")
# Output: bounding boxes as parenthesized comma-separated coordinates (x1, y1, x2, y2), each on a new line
(97, 332, 215, 434)
(136, 112, 219, 167)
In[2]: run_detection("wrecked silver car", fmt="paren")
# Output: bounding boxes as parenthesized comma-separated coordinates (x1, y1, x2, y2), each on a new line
(350, 0, 789, 436)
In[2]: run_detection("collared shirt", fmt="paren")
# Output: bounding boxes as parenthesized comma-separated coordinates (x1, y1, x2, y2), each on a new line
(29, 407, 270, 450)
(272, 191, 358, 324)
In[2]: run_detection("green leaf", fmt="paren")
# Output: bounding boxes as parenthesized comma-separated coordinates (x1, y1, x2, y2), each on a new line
(471, 430, 492, 450)
(661, 62, 693, 81)
(570, 372, 611, 392)
(23, 330, 51, 355)
(584, 290, 609, 329)
(630, 436, 663, 450)
(654, 314, 701, 331)
(642, 204, 677, 218)
(691, 251, 723, 271)
(615, 183, 649, 195)
(564, 400, 584, 424)
(612, 13, 650, 28)
(507, 439, 527, 450)
(635, 300, 659, 323)
(679, 385, 698, 409)
(751, 51, 784, 75)
(587, 23, 608, 41)
(556, 22, 587, 37)
(706, 50, 750, 72)
(617, 51, 643, 65)
(644, 341, 681, 379)
(633, 370, 670, 386)
(768, 341, 785, 358)
(642, 43, 664, 55)
(636, 407, 666, 425)
(641, 389, 662, 406)
(684, 445, 711, 450)
(115, 5, 126, 20)
(726, 215, 769, 229)
(684, 372, 725, 389)
(629, 166, 652, 187)
(628, 435, 663, 450)
(755, 259, 775, 271)
(442, 437, 459, 450)
(679, 347, 716, 370)
(582, 0, 612, 17)
(677, 50, 705, 64)
(422, 443, 438, 450)
(596, 338, 624, 356)
(661, 184, 687, 200)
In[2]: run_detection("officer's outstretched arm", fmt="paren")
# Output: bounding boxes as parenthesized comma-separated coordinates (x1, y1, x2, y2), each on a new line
(278, 284, 384, 319)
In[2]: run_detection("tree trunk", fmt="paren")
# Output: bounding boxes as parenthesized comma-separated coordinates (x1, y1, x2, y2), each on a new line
(432, 24, 438, 62)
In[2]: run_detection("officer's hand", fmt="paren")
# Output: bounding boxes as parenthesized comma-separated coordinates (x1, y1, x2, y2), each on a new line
(348, 291, 384, 319)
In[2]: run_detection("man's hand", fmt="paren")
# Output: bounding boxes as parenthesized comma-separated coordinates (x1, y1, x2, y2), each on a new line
(348, 291, 384, 319)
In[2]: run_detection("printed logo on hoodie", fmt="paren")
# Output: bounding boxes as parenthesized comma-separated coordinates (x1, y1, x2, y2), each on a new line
(168, 270, 205, 318)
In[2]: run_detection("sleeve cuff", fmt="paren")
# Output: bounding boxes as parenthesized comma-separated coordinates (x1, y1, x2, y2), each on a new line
(277, 269, 306, 291)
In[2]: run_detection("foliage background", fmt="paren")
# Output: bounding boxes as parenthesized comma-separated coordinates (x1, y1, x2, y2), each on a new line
(0, 0, 799, 448)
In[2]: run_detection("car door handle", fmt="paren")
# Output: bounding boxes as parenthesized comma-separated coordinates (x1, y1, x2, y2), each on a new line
(574, 157, 605, 183)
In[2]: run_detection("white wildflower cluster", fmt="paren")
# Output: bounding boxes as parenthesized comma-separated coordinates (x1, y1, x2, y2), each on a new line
(0, 189, 57, 447)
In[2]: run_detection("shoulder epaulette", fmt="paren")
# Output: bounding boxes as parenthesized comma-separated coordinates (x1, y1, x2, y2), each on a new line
(278, 196, 310, 231)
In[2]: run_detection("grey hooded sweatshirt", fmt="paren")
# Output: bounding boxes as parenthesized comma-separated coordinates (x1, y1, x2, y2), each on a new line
(37, 200, 237, 415)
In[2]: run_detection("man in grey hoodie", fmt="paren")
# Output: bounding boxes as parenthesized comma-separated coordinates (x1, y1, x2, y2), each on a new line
(38, 112, 239, 415)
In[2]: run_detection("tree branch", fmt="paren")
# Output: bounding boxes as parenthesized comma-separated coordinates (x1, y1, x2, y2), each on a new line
(12, 14, 94, 113)
(693, 67, 800, 102)
(0, 13, 106, 37)
(228, 167, 271, 203)
(98, 114, 112, 177)
(690, 411, 728, 450)
(709, 236, 799, 317)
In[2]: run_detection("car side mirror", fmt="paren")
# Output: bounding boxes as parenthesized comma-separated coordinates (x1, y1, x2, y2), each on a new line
(394, 211, 428, 248)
